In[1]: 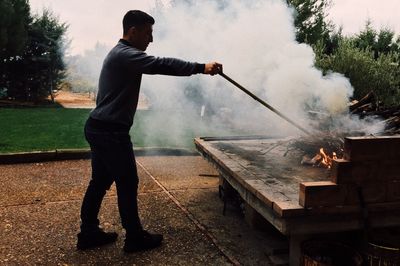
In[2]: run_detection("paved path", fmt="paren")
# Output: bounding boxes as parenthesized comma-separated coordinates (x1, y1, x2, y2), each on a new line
(0, 156, 288, 265)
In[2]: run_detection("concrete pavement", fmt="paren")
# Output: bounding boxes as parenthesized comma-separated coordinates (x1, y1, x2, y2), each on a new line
(0, 155, 288, 265)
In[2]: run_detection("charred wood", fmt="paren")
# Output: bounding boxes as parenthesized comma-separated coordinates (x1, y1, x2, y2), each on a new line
(290, 92, 399, 163)
(350, 103, 374, 115)
(349, 91, 377, 112)
(289, 132, 345, 158)
(349, 91, 400, 134)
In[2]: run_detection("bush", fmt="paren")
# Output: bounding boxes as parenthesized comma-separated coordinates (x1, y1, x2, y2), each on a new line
(315, 39, 400, 106)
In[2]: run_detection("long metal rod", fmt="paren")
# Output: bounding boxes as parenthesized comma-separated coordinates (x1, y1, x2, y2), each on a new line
(219, 72, 312, 135)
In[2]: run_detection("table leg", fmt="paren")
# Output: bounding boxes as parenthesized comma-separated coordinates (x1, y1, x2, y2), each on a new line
(289, 234, 309, 266)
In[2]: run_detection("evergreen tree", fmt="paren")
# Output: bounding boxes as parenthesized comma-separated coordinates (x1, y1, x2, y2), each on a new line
(286, 0, 332, 45)
(286, 0, 342, 56)
(354, 21, 399, 59)
(0, 0, 30, 56)
(0, 0, 31, 97)
(25, 9, 68, 101)
(3, 7, 68, 102)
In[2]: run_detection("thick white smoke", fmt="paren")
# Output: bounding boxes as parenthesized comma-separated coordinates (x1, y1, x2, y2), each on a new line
(139, 0, 383, 142)
(70, 0, 383, 147)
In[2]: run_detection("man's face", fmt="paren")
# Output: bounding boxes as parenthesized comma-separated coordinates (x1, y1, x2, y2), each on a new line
(129, 23, 153, 51)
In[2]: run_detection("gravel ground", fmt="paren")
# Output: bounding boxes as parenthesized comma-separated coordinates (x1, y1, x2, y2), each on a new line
(0, 156, 288, 265)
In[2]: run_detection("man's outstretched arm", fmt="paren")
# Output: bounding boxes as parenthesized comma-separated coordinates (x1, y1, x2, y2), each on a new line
(121, 48, 222, 76)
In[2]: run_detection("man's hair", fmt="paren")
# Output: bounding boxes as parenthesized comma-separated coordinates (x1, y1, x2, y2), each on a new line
(123, 10, 155, 35)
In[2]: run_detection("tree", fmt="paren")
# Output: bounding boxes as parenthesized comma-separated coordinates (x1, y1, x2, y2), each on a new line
(354, 21, 399, 59)
(0, 0, 31, 97)
(5, 8, 68, 101)
(0, 0, 30, 56)
(0, 0, 15, 57)
(286, 0, 333, 46)
(315, 39, 400, 105)
(27, 10, 68, 101)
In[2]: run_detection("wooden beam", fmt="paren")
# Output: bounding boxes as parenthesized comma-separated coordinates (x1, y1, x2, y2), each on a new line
(300, 181, 388, 207)
(299, 181, 347, 208)
(331, 158, 400, 184)
(344, 136, 400, 161)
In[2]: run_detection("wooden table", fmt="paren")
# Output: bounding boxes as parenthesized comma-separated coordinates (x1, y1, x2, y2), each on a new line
(195, 136, 400, 265)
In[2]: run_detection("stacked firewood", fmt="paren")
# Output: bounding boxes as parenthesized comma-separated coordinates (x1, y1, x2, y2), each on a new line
(350, 91, 400, 135)
(291, 132, 345, 158)
(290, 91, 400, 165)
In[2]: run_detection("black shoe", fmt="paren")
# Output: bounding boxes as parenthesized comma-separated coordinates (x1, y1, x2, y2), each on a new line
(77, 228, 118, 250)
(123, 230, 163, 253)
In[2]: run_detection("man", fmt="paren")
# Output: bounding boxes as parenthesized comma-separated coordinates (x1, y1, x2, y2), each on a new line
(77, 10, 222, 253)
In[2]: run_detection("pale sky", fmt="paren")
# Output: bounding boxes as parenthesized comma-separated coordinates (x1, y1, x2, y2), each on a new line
(29, 0, 400, 55)
(328, 0, 400, 35)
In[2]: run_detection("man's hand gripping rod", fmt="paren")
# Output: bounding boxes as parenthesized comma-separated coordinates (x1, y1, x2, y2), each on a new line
(218, 72, 312, 136)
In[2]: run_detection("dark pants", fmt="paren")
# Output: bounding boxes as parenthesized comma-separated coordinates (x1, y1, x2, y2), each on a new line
(80, 119, 142, 234)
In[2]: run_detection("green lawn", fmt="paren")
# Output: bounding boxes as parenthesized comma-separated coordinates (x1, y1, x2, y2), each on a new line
(0, 108, 90, 153)
(0, 107, 239, 153)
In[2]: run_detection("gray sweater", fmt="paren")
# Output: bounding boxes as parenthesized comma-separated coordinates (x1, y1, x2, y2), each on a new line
(90, 39, 205, 128)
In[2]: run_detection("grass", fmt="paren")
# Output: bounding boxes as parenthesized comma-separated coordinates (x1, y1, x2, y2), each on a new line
(0, 108, 90, 153)
(0, 107, 240, 153)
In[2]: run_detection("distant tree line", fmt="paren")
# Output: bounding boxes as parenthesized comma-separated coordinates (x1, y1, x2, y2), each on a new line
(287, 0, 400, 106)
(0, 0, 67, 102)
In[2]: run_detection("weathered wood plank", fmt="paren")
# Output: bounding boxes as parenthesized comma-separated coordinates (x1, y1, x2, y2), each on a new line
(195, 136, 400, 237)
(344, 136, 400, 161)
(300, 181, 388, 207)
(302, 201, 400, 216)
(273, 201, 305, 218)
(299, 181, 347, 207)
(331, 158, 400, 184)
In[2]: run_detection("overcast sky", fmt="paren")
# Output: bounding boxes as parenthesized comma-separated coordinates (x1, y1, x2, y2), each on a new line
(29, 0, 400, 55)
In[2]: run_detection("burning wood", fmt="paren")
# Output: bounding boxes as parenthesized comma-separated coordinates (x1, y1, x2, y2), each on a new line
(300, 136, 400, 208)
(290, 132, 344, 168)
(319, 148, 337, 168)
(293, 91, 400, 169)
(301, 147, 338, 168)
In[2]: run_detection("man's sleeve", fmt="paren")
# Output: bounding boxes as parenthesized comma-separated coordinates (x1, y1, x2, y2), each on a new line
(123, 49, 205, 76)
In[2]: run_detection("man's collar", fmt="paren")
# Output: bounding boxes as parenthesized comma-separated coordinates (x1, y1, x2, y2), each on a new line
(119, 39, 132, 47)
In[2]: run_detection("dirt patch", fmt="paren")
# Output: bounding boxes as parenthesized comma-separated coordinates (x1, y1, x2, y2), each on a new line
(1, 90, 150, 109)
(54, 90, 150, 109)
(54, 90, 95, 109)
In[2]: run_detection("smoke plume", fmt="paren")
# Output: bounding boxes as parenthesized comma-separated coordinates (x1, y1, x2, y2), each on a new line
(138, 0, 382, 145)
(70, 0, 384, 147)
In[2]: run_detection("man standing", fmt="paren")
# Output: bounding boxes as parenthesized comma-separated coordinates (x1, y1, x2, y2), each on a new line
(77, 10, 222, 253)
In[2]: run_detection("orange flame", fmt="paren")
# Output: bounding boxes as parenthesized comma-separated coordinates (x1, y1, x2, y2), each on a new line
(301, 148, 339, 168)
(318, 148, 337, 169)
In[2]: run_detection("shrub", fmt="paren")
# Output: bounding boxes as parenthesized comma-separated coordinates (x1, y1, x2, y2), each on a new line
(315, 39, 400, 106)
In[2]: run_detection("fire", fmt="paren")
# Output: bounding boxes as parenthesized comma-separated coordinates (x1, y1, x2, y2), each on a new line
(301, 148, 338, 169)
(318, 148, 337, 169)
